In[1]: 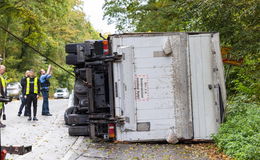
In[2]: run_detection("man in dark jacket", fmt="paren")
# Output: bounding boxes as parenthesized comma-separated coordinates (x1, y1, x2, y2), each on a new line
(18, 70, 30, 116)
(24, 70, 40, 121)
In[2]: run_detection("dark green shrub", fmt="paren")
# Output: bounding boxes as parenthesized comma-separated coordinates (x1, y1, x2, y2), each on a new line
(213, 96, 260, 160)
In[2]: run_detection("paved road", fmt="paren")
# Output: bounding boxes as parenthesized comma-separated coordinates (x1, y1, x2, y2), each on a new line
(66, 140, 210, 160)
(3, 99, 78, 160)
(2, 99, 210, 160)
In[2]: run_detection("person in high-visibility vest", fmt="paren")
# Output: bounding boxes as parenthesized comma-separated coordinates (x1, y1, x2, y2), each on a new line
(18, 70, 30, 116)
(0, 65, 7, 127)
(24, 70, 41, 121)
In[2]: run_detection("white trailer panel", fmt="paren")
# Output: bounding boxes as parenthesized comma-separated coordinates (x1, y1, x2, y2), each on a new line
(189, 35, 217, 139)
(110, 32, 226, 142)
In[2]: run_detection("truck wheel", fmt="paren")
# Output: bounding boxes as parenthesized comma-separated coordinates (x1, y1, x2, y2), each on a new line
(64, 107, 76, 125)
(69, 126, 89, 136)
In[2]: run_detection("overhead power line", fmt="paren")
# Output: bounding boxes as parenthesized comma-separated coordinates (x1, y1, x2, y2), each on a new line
(0, 26, 76, 78)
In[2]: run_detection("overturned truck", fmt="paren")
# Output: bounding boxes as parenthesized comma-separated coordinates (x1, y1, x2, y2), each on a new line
(64, 32, 226, 143)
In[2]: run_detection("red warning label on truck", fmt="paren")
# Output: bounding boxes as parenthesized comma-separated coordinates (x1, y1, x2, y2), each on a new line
(135, 75, 149, 101)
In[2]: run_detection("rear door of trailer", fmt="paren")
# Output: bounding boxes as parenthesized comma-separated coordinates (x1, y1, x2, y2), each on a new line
(188, 34, 223, 139)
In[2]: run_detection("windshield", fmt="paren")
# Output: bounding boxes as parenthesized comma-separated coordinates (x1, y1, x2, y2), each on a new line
(56, 89, 64, 93)
(7, 83, 20, 88)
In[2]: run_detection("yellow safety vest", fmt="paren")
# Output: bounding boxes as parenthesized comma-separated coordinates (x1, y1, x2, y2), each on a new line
(0, 75, 6, 109)
(26, 77, 38, 95)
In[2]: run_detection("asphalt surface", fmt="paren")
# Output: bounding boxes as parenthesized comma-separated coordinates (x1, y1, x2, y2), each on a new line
(2, 99, 210, 160)
(3, 99, 77, 160)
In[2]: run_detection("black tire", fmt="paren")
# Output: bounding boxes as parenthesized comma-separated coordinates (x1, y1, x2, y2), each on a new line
(64, 107, 76, 125)
(69, 126, 89, 136)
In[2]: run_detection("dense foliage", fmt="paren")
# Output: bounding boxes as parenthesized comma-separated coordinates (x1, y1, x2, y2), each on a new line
(104, 0, 259, 97)
(213, 96, 260, 160)
(0, 0, 99, 93)
(104, 0, 259, 159)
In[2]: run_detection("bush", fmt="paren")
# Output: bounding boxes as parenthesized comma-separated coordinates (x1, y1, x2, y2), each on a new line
(213, 96, 260, 160)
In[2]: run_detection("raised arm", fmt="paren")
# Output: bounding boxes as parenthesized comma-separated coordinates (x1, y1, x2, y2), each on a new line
(46, 65, 52, 75)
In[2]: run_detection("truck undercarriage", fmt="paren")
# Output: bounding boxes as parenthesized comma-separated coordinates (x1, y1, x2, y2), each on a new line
(64, 40, 118, 139)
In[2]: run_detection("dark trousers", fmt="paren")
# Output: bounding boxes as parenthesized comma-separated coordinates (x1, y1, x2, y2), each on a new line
(26, 94, 37, 117)
(0, 108, 2, 119)
(0, 104, 3, 123)
(41, 90, 50, 114)
(18, 95, 28, 115)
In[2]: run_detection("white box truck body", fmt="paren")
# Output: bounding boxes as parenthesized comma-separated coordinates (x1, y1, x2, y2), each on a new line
(111, 32, 226, 142)
(65, 32, 226, 143)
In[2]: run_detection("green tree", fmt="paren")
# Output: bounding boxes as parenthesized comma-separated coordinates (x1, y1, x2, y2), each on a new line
(0, 0, 99, 93)
(104, 0, 260, 98)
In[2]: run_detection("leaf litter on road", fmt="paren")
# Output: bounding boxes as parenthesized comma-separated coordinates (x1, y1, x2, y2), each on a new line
(78, 140, 234, 160)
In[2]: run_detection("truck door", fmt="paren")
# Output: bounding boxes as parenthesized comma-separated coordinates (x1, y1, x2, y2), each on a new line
(114, 46, 136, 131)
(189, 34, 220, 139)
